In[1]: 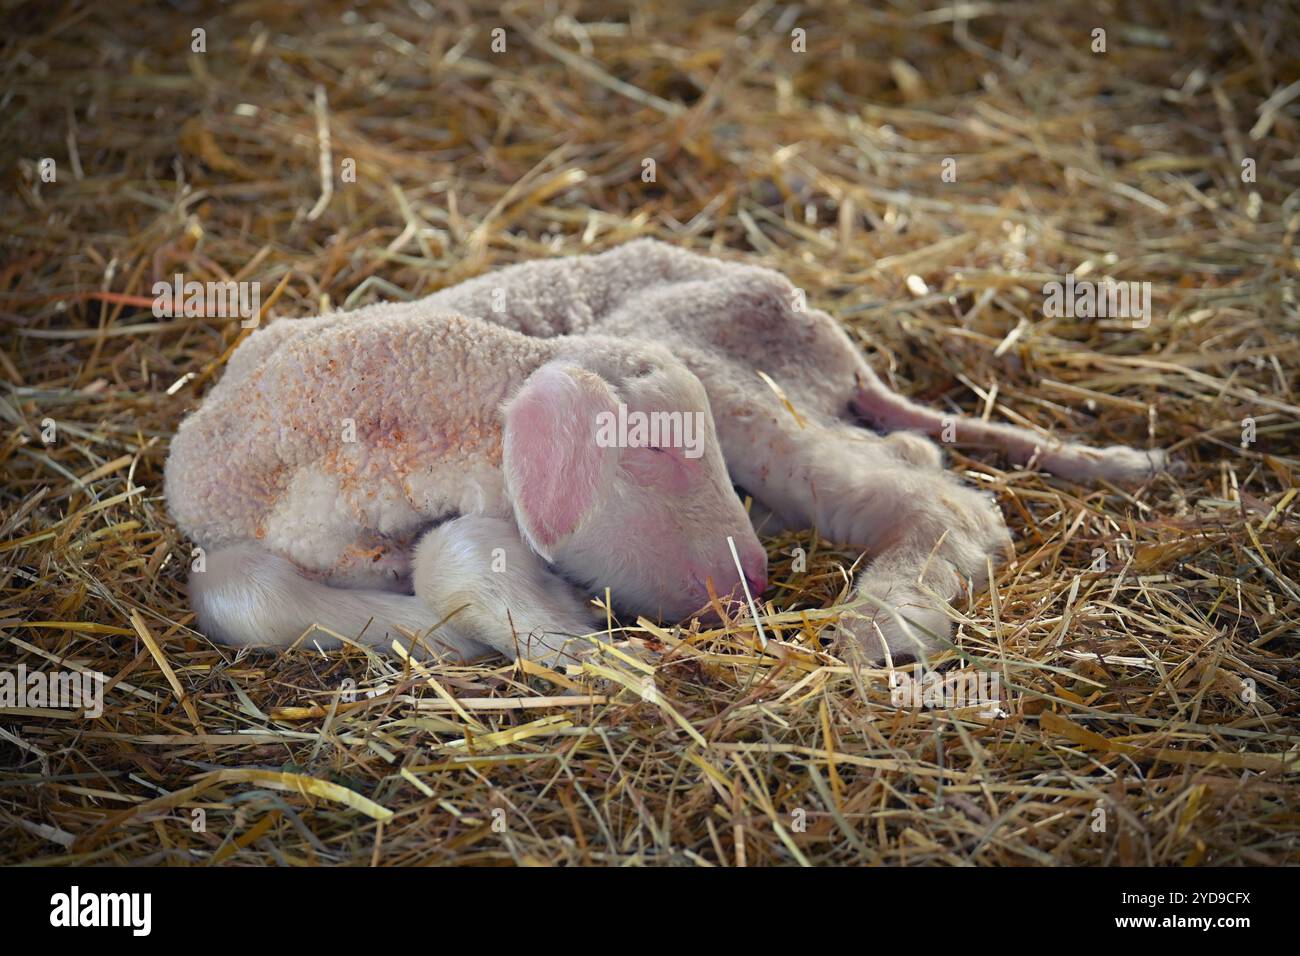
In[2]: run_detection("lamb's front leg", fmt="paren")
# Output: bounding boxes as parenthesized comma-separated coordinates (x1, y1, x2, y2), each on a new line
(832, 491, 1011, 662)
(412, 515, 602, 667)
(722, 411, 1012, 661)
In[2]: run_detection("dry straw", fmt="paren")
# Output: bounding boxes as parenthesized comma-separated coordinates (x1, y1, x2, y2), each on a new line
(1, 1, 1297, 865)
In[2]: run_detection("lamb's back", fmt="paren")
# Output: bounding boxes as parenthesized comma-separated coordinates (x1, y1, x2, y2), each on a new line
(165, 308, 550, 549)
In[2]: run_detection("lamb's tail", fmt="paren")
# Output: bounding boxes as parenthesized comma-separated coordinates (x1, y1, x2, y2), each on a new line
(190, 543, 480, 658)
(852, 371, 1168, 484)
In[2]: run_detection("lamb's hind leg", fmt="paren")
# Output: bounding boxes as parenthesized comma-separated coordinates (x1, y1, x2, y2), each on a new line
(851, 364, 1167, 483)
(190, 542, 487, 659)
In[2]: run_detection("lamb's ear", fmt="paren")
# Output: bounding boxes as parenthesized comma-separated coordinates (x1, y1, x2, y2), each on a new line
(503, 363, 619, 558)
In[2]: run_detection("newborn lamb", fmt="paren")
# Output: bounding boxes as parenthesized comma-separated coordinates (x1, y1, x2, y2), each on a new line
(165, 239, 1166, 664)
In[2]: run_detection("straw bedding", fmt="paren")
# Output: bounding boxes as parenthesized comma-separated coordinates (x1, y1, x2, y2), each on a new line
(1, 0, 1297, 865)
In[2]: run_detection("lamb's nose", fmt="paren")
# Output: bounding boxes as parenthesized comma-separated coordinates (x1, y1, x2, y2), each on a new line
(741, 552, 768, 596)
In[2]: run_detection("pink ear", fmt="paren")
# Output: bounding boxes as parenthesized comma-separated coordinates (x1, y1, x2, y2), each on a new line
(503, 364, 616, 555)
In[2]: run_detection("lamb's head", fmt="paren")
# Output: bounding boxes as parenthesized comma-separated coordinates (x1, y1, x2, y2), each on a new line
(502, 346, 767, 621)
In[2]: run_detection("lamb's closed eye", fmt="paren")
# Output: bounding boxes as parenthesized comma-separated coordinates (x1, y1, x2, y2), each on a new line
(620, 444, 695, 492)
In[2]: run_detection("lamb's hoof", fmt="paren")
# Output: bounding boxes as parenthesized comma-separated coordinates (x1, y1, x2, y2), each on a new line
(831, 586, 953, 664)
(1109, 445, 1174, 480)
(1056, 444, 1174, 483)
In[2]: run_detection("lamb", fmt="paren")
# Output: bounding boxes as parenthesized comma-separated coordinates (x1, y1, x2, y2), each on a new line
(165, 238, 1167, 665)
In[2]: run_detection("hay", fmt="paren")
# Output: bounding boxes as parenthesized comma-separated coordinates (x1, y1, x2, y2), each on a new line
(2, 0, 1297, 866)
